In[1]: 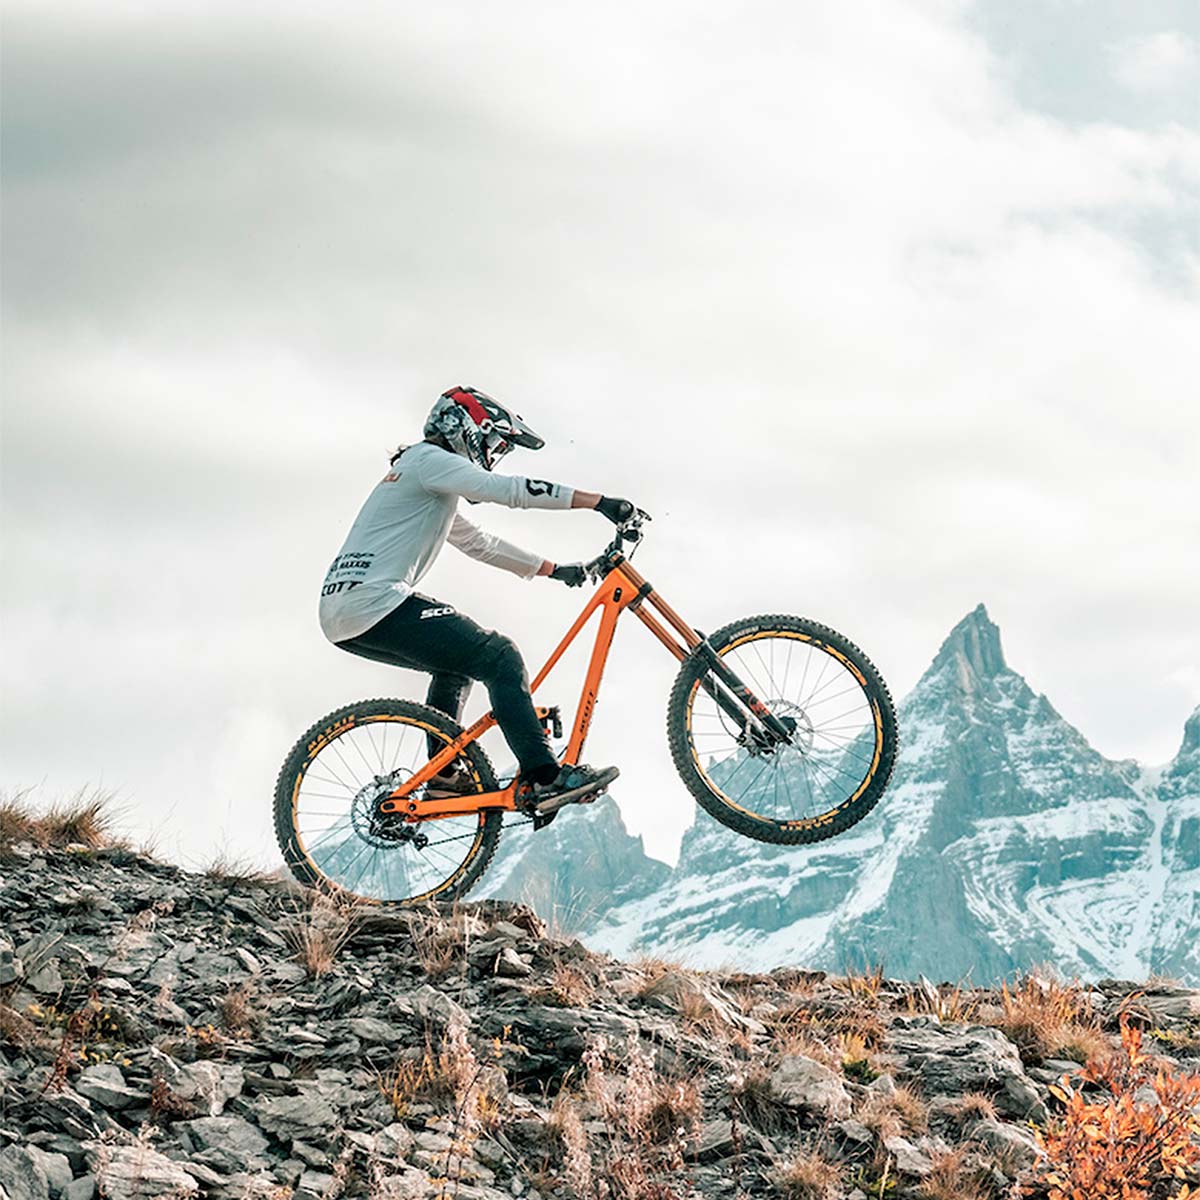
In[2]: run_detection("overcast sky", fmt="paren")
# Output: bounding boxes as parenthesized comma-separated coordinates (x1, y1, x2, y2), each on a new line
(3, 0, 1198, 868)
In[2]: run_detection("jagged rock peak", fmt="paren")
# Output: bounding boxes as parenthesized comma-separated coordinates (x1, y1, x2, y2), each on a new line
(929, 603, 1008, 683)
(1178, 704, 1200, 757)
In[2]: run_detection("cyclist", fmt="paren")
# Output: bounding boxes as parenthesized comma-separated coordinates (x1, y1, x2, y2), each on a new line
(319, 387, 635, 818)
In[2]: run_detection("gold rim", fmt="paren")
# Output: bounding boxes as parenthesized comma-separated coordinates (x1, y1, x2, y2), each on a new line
(685, 630, 884, 829)
(289, 712, 489, 903)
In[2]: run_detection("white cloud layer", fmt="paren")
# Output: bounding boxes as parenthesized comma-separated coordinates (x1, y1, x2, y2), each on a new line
(1112, 31, 1199, 94)
(2, 0, 1198, 865)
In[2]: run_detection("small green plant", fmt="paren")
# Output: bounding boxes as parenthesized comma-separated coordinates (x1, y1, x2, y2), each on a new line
(849, 1165, 897, 1199)
(843, 1056, 879, 1084)
(1149, 1025, 1200, 1053)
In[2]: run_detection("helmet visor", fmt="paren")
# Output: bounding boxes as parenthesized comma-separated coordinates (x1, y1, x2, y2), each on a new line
(502, 412, 544, 451)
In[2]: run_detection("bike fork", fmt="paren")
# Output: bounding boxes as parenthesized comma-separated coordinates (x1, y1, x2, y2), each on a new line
(693, 639, 794, 747)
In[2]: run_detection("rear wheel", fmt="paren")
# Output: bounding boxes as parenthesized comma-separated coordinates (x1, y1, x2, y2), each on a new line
(274, 698, 501, 904)
(667, 615, 897, 845)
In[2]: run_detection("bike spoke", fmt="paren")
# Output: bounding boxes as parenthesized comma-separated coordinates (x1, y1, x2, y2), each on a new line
(689, 631, 881, 826)
(289, 714, 490, 904)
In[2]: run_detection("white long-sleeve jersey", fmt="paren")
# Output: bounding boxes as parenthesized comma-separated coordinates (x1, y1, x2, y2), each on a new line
(319, 441, 575, 643)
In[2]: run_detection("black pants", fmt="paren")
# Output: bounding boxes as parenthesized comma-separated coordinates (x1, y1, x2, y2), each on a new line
(337, 594, 559, 782)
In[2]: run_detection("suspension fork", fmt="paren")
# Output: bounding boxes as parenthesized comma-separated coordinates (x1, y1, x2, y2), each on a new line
(619, 560, 793, 746)
(693, 642, 795, 744)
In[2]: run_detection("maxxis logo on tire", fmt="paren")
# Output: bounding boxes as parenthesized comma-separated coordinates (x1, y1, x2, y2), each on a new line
(307, 714, 356, 756)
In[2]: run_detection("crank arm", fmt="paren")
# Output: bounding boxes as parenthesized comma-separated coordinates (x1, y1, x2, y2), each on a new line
(378, 783, 518, 821)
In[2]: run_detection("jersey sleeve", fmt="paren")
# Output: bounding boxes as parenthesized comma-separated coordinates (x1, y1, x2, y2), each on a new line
(417, 446, 575, 510)
(446, 513, 544, 579)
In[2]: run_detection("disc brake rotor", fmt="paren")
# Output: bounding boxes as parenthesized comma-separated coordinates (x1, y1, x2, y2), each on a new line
(736, 698, 816, 757)
(352, 771, 428, 849)
(771, 699, 815, 755)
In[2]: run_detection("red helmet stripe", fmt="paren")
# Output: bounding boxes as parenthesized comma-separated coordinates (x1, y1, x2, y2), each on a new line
(448, 388, 489, 427)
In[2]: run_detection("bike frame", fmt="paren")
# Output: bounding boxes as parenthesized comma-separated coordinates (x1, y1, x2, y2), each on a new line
(377, 555, 703, 823)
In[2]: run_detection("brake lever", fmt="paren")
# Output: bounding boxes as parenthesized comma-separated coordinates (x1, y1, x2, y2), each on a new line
(617, 508, 652, 542)
(585, 509, 652, 579)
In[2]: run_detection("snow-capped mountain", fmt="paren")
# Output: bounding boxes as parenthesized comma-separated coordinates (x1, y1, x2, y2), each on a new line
(479, 605, 1200, 984)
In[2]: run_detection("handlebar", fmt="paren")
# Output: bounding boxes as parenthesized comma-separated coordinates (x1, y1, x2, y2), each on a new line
(584, 508, 652, 581)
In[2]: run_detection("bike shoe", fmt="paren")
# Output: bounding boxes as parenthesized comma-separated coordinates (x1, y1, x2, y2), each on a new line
(424, 764, 477, 800)
(521, 763, 620, 821)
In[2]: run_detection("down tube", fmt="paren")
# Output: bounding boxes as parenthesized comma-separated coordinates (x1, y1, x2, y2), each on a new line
(565, 592, 624, 762)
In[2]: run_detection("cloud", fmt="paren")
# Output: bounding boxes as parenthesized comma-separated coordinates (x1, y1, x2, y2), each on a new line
(2, 0, 1198, 867)
(1112, 31, 1199, 94)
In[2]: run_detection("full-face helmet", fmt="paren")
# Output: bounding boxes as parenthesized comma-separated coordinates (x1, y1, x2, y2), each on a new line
(424, 387, 544, 471)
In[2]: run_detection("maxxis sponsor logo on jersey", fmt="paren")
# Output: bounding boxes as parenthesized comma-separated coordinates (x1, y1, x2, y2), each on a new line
(327, 551, 374, 574)
(323, 550, 375, 596)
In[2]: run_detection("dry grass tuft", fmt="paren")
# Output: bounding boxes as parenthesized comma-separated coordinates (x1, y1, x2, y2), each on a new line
(546, 1035, 707, 1196)
(838, 1031, 880, 1083)
(629, 955, 686, 994)
(731, 1063, 796, 1135)
(407, 907, 477, 979)
(993, 972, 1106, 1065)
(767, 1005, 843, 1069)
(380, 1046, 444, 1117)
(830, 962, 886, 1002)
(859, 1083, 928, 1139)
(775, 1149, 842, 1199)
(644, 1075, 704, 1147)
(918, 1148, 987, 1200)
(202, 851, 277, 886)
(0, 1003, 39, 1049)
(543, 962, 596, 1008)
(903, 978, 980, 1024)
(550, 1093, 594, 1198)
(282, 891, 360, 977)
(0, 789, 121, 855)
(218, 982, 262, 1038)
(951, 1091, 997, 1124)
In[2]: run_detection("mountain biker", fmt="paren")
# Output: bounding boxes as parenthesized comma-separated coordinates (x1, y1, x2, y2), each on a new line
(319, 386, 635, 817)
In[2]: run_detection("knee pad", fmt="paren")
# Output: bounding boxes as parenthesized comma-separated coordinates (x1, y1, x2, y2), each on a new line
(478, 633, 525, 684)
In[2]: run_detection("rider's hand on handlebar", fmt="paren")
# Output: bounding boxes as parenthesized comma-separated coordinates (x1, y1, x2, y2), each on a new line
(549, 563, 588, 587)
(596, 496, 636, 524)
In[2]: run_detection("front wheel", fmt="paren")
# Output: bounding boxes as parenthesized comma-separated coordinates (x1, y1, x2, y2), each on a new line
(274, 698, 502, 904)
(667, 615, 897, 845)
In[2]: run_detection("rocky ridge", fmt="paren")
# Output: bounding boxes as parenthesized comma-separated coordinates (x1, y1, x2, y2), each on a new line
(4, 837, 1200, 1199)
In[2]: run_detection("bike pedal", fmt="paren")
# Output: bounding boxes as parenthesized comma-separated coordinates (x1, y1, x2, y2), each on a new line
(533, 778, 615, 817)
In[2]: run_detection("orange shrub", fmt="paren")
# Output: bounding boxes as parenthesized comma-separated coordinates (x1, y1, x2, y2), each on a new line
(1032, 1016, 1200, 1200)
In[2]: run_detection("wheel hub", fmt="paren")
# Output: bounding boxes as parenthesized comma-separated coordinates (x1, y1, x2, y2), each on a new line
(352, 771, 429, 849)
(772, 700, 815, 754)
(739, 699, 814, 756)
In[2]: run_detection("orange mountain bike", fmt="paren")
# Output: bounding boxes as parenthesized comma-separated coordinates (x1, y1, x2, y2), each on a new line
(275, 512, 898, 905)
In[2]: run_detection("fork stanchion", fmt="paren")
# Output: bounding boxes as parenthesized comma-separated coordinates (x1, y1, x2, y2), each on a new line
(618, 560, 702, 651)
